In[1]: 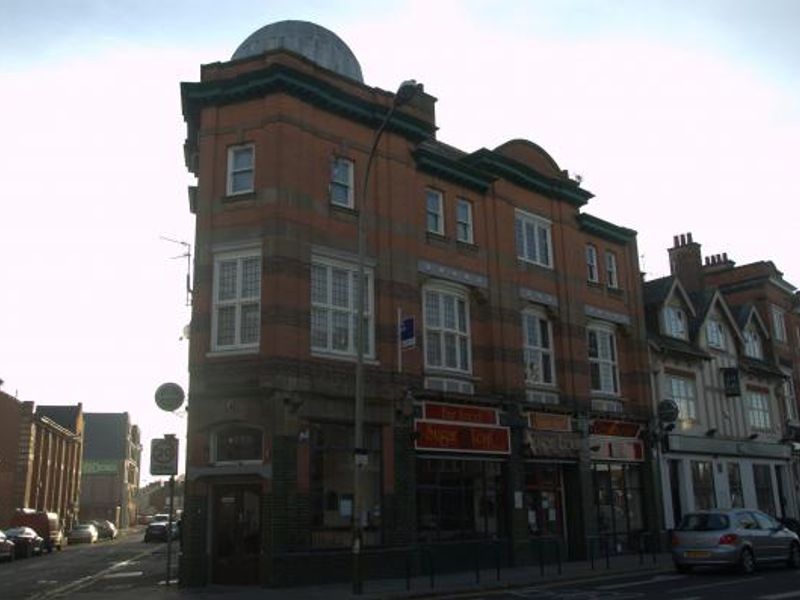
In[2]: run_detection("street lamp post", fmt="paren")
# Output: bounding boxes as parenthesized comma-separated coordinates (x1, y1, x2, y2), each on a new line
(352, 79, 420, 595)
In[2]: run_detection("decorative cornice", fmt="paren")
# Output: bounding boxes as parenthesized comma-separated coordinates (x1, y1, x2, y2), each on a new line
(412, 146, 494, 193)
(181, 62, 436, 143)
(585, 305, 631, 326)
(577, 213, 637, 245)
(418, 260, 488, 289)
(465, 148, 593, 207)
(519, 287, 558, 308)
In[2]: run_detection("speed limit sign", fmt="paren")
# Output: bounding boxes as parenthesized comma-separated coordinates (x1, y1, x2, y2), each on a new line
(150, 437, 179, 476)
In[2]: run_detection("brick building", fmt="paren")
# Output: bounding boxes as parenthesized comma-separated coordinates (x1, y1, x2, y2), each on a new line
(80, 412, 142, 528)
(0, 390, 83, 530)
(179, 20, 654, 586)
(646, 234, 800, 530)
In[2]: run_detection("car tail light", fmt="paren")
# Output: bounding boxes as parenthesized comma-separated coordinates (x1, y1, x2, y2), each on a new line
(718, 533, 739, 545)
(671, 533, 680, 547)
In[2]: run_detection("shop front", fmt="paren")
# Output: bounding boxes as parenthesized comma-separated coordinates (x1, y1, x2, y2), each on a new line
(523, 412, 582, 543)
(414, 402, 510, 542)
(589, 419, 646, 552)
(660, 434, 795, 529)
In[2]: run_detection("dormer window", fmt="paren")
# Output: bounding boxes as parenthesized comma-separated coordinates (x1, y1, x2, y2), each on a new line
(744, 326, 763, 359)
(706, 319, 725, 350)
(665, 306, 687, 339)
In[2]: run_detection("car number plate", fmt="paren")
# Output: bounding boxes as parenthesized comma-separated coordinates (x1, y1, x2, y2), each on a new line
(685, 551, 711, 558)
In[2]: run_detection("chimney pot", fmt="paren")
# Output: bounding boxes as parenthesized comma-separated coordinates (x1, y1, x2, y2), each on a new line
(722, 252, 728, 262)
(673, 235, 680, 247)
(687, 232, 693, 244)
(680, 234, 686, 246)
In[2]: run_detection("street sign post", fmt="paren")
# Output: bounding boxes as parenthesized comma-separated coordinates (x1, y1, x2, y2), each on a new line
(150, 437, 179, 476)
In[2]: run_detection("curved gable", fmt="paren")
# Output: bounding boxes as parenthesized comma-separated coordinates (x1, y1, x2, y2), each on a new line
(494, 139, 564, 179)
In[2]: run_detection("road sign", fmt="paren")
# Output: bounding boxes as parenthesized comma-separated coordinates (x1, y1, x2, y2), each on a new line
(155, 382, 185, 412)
(400, 317, 415, 349)
(150, 437, 179, 476)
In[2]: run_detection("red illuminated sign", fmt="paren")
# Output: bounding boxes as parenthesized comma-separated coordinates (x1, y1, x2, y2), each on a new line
(424, 402, 497, 425)
(415, 420, 510, 454)
(590, 420, 641, 438)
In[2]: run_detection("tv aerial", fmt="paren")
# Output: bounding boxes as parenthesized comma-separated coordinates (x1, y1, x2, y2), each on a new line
(160, 236, 193, 307)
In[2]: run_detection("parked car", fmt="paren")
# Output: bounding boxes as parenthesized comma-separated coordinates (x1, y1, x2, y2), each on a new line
(91, 520, 118, 540)
(4, 526, 45, 558)
(10, 509, 64, 552)
(144, 520, 178, 543)
(68, 523, 98, 544)
(672, 509, 800, 574)
(151, 514, 170, 523)
(0, 531, 15, 562)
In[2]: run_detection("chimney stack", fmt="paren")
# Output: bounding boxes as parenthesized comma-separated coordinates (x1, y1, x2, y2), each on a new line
(668, 232, 704, 291)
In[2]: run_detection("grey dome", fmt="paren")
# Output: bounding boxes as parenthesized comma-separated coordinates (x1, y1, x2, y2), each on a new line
(232, 20, 363, 83)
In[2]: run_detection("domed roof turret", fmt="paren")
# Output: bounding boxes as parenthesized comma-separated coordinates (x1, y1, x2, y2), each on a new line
(232, 20, 364, 83)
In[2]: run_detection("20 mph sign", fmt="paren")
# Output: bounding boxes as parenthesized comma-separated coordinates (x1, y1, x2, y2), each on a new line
(150, 437, 179, 476)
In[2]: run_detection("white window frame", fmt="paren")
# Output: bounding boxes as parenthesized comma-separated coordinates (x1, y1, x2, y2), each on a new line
(605, 251, 619, 288)
(522, 308, 555, 387)
(665, 306, 688, 339)
(423, 283, 471, 374)
(744, 325, 763, 359)
(211, 249, 261, 352)
(667, 376, 698, 424)
(226, 143, 255, 196)
(586, 244, 599, 283)
(310, 255, 374, 359)
(515, 209, 553, 269)
(587, 323, 619, 395)
(330, 156, 354, 209)
(772, 306, 787, 343)
(426, 189, 444, 235)
(783, 375, 798, 421)
(456, 198, 474, 244)
(706, 318, 726, 350)
(745, 390, 772, 431)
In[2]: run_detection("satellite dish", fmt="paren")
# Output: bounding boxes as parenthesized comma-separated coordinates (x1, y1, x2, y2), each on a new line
(182, 324, 191, 339)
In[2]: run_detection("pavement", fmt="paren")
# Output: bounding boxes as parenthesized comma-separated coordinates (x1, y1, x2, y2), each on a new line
(69, 548, 676, 600)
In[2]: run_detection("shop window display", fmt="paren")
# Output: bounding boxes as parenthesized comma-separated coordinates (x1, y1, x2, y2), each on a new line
(416, 459, 506, 541)
(310, 423, 381, 548)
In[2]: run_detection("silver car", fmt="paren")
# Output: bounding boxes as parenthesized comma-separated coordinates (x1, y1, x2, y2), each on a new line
(672, 509, 800, 574)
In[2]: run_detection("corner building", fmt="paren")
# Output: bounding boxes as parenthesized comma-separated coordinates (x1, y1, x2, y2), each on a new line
(180, 21, 654, 586)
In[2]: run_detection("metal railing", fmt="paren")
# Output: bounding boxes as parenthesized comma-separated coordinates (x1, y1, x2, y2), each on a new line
(586, 530, 660, 569)
(530, 535, 563, 576)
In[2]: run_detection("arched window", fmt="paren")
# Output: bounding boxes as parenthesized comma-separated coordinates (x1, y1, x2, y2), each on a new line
(212, 425, 263, 463)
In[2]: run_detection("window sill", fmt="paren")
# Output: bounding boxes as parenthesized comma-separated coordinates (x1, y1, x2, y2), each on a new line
(222, 191, 257, 203)
(426, 231, 449, 245)
(206, 347, 260, 358)
(330, 203, 358, 219)
(311, 350, 379, 365)
(587, 280, 602, 289)
(424, 368, 477, 380)
(517, 259, 555, 274)
(607, 287, 624, 297)
(211, 460, 263, 466)
(456, 240, 478, 252)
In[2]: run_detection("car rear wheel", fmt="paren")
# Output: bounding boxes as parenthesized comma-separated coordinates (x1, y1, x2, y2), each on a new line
(787, 543, 800, 569)
(740, 547, 755, 575)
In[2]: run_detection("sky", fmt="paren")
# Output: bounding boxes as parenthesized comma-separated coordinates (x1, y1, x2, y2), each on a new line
(1, 0, 798, 483)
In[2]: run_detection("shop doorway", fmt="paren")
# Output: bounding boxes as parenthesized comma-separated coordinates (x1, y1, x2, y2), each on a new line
(592, 462, 644, 553)
(524, 463, 564, 539)
(212, 485, 261, 585)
